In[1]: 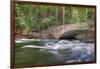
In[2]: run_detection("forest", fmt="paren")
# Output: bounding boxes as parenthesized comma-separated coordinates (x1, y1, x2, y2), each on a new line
(15, 4, 95, 40)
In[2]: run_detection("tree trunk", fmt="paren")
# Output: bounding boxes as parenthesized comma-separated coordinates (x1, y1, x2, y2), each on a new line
(62, 6, 65, 25)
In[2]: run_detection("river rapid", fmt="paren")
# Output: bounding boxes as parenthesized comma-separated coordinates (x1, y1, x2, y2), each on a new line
(15, 39, 95, 65)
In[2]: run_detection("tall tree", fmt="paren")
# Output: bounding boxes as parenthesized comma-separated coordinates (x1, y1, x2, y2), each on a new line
(62, 6, 65, 25)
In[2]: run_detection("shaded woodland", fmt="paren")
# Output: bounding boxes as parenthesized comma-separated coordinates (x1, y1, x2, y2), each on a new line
(15, 4, 95, 40)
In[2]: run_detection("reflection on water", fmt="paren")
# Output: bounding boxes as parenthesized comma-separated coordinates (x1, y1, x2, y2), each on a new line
(15, 39, 95, 65)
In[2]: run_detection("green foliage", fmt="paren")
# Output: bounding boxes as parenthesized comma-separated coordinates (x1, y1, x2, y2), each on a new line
(15, 4, 95, 36)
(41, 16, 59, 29)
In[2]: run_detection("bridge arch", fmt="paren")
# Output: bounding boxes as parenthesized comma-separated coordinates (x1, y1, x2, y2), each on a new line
(59, 30, 78, 39)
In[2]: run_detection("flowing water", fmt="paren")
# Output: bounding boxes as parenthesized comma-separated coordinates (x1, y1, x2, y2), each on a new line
(15, 39, 95, 65)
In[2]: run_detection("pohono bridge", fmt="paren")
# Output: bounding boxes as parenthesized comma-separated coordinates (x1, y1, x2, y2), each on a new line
(34, 22, 89, 39)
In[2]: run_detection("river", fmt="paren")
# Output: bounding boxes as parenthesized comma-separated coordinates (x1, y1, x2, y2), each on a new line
(15, 39, 95, 65)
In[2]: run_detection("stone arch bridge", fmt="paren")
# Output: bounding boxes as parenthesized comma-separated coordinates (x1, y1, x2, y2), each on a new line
(47, 23, 88, 39)
(32, 23, 91, 39)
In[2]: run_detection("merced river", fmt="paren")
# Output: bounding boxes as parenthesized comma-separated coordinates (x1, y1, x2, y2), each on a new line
(15, 39, 95, 65)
